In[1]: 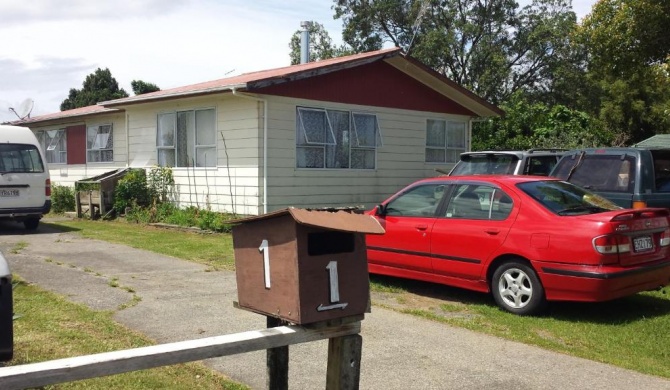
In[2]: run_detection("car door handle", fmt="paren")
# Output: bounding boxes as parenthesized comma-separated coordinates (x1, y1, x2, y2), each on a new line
(485, 229, 500, 235)
(415, 224, 428, 231)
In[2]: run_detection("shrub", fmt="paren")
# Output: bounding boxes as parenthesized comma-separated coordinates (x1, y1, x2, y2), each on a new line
(51, 184, 75, 214)
(125, 203, 153, 224)
(147, 166, 175, 203)
(196, 209, 234, 233)
(164, 206, 199, 227)
(114, 169, 151, 214)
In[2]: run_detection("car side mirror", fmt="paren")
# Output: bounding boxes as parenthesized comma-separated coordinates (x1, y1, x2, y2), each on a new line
(375, 204, 387, 216)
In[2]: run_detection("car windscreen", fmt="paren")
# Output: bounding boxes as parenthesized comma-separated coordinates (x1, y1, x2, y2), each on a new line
(450, 154, 518, 175)
(517, 180, 622, 215)
(0, 144, 45, 173)
(551, 154, 636, 193)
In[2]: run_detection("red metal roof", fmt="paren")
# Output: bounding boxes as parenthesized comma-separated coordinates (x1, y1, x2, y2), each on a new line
(6, 105, 121, 126)
(101, 47, 403, 107)
(12, 47, 503, 126)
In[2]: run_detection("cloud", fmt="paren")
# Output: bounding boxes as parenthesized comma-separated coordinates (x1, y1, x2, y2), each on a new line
(0, 0, 187, 25)
(0, 0, 344, 123)
(0, 57, 95, 122)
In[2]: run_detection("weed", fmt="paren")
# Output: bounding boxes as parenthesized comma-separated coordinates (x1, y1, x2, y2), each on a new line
(10, 241, 28, 254)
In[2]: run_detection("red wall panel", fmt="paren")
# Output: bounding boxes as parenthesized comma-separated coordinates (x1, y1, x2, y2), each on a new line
(253, 61, 475, 116)
(66, 125, 86, 164)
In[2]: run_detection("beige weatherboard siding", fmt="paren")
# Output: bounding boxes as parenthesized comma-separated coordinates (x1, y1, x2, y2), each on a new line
(123, 94, 263, 214)
(29, 112, 128, 186)
(262, 96, 470, 212)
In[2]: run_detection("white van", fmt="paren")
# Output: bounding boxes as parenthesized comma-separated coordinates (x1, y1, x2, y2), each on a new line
(0, 125, 51, 230)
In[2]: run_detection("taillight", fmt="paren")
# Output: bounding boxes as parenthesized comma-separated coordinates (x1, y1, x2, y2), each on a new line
(593, 235, 630, 254)
(632, 200, 647, 209)
(45, 178, 51, 197)
(660, 229, 670, 247)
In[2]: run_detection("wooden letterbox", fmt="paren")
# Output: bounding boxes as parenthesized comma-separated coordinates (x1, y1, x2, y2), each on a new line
(232, 208, 385, 325)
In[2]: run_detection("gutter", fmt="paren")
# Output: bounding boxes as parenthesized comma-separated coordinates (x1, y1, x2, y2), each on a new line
(126, 111, 130, 167)
(100, 83, 249, 108)
(231, 88, 268, 215)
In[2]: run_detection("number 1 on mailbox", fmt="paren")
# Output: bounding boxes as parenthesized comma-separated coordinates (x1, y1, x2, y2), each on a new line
(232, 208, 385, 325)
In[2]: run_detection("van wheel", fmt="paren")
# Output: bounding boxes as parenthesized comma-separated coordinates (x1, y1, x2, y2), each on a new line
(24, 218, 39, 231)
(491, 260, 546, 315)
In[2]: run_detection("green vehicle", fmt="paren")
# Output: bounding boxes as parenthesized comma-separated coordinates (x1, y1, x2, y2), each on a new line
(550, 147, 670, 209)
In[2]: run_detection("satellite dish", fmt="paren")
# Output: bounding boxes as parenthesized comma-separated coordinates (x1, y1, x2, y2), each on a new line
(9, 98, 34, 120)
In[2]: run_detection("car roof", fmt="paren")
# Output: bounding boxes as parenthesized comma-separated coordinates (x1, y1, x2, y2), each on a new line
(459, 149, 566, 158)
(562, 146, 670, 154)
(416, 174, 561, 186)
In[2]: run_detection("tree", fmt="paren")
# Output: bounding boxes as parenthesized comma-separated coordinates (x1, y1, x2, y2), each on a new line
(577, 0, 670, 144)
(473, 91, 614, 150)
(333, 0, 579, 104)
(288, 22, 353, 65)
(131, 80, 160, 95)
(580, 0, 670, 78)
(60, 68, 129, 110)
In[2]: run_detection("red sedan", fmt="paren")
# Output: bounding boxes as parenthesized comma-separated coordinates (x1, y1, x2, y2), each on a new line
(366, 175, 670, 315)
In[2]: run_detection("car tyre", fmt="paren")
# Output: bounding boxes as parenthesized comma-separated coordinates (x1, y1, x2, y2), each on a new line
(491, 260, 546, 315)
(24, 218, 39, 231)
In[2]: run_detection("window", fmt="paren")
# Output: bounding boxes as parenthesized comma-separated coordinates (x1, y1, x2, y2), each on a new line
(445, 184, 513, 220)
(425, 119, 466, 163)
(384, 184, 446, 217)
(87, 124, 113, 162)
(0, 144, 45, 173)
(525, 156, 560, 176)
(157, 108, 216, 167)
(296, 107, 382, 169)
(552, 154, 637, 193)
(36, 129, 66, 164)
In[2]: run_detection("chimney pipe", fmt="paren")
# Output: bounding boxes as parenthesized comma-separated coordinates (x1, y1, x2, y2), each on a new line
(300, 21, 312, 64)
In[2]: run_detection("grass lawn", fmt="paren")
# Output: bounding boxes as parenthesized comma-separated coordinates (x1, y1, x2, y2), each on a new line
(9, 278, 248, 389)
(15, 218, 670, 381)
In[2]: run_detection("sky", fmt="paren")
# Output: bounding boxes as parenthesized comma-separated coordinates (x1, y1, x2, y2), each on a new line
(0, 0, 598, 123)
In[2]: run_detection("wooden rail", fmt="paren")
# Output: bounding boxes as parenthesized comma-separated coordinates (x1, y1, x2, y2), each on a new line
(0, 321, 362, 390)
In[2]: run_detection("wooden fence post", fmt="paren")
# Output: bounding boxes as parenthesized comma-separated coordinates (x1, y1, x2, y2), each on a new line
(266, 316, 289, 390)
(326, 333, 362, 390)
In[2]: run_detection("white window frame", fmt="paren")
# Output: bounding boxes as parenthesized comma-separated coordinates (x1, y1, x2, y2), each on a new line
(296, 106, 382, 170)
(86, 123, 114, 163)
(425, 119, 467, 164)
(156, 108, 217, 168)
(37, 129, 67, 164)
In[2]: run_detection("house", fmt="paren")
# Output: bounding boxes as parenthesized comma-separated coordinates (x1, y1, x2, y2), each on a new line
(9, 48, 502, 215)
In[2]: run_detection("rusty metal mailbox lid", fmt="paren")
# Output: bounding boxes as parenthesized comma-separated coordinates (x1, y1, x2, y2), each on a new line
(230, 207, 385, 234)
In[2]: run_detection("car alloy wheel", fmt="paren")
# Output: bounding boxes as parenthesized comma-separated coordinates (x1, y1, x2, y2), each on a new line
(492, 261, 546, 315)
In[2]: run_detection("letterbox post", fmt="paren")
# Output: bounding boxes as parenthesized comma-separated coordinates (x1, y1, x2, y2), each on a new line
(326, 333, 362, 390)
(231, 207, 384, 389)
(266, 316, 289, 390)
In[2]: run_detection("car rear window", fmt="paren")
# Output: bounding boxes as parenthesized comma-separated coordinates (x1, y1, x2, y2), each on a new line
(0, 144, 45, 173)
(552, 154, 636, 193)
(517, 180, 621, 215)
(450, 154, 518, 175)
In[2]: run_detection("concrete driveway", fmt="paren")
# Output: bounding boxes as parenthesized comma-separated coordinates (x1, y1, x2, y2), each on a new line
(1, 221, 669, 390)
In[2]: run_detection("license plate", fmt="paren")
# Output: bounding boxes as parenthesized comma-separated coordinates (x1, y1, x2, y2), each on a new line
(0, 189, 19, 197)
(633, 236, 653, 253)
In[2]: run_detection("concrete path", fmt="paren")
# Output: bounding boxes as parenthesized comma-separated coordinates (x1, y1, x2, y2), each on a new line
(1, 222, 669, 390)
